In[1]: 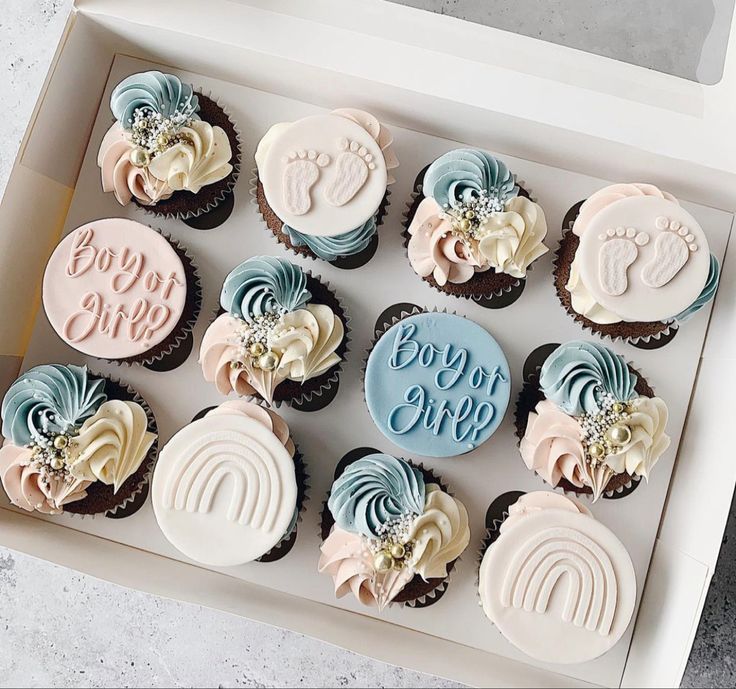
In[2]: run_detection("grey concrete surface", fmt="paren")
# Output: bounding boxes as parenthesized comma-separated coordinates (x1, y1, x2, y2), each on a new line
(0, 1, 734, 687)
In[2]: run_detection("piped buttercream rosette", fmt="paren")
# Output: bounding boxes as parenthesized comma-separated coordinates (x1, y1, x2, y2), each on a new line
(404, 149, 549, 300)
(516, 341, 670, 501)
(98, 70, 239, 218)
(199, 256, 348, 408)
(318, 453, 470, 610)
(0, 365, 158, 516)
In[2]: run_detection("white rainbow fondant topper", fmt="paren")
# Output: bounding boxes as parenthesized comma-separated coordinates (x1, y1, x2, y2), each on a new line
(479, 501, 636, 664)
(152, 413, 297, 567)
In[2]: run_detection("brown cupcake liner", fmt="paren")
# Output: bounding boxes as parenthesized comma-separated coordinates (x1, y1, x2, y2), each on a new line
(133, 90, 242, 221)
(115, 230, 202, 368)
(201, 268, 350, 411)
(318, 448, 462, 609)
(553, 204, 678, 347)
(251, 167, 390, 265)
(64, 374, 158, 518)
(401, 167, 543, 304)
(513, 352, 656, 501)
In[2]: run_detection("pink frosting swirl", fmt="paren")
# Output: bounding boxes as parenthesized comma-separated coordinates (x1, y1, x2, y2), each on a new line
(0, 444, 89, 514)
(519, 400, 587, 488)
(97, 123, 173, 206)
(407, 197, 481, 286)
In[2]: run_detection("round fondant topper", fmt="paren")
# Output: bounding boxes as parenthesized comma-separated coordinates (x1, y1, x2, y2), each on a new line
(479, 508, 636, 664)
(364, 312, 511, 458)
(42, 218, 187, 359)
(577, 196, 710, 322)
(260, 114, 387, 237)
(152, 412, 297, 567)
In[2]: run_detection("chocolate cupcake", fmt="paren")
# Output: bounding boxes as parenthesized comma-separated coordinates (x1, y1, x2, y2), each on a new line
(516, 341, 670, 501)
(364, 308, 511, 458)
(42, 218, 201, 368)
(254, 109, 398, 267)
(556, 183, 720, 347)
(0, 364, 157, 517)
(152, 400, 304, 566)
(199, 256, 348, 410)
(404, 149, 549, 306)
(319, 452, 470, 610)
(97, 70, 240, 221)
(478, 491, 636, 664)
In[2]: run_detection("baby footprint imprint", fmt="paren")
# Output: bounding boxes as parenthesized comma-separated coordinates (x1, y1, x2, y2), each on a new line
(282, 150, 330, 216)
(641, 216, 697, 288)
(324, 139, 376, 207)
(598, 226, 650, 296)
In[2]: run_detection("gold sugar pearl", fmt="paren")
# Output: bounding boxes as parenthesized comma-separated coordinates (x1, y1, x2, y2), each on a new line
(589, 442, 605, 459)
(129, 146, 150, 168)
(258, 352, 280, 372)
(53, 435, 68, 450)
(607, 424, 632, 447)
(373, 551, 395, 573)
(389, 543, 406, 559)
(249, 342, 266, 357)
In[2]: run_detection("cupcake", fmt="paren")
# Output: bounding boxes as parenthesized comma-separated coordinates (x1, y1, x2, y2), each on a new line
(556, 183, 720, 346)
(42, 218, 201, 367)
(200, 256, 347, 409)
(478, 491, 636, 664)
(319, 452, 470, 610)
(254, 109, 398, 266)
(97, 70, 240, 220)
(0, 364, 157, 516)
(404, 149, 549, 305)
(516, 340, 670, 501)
(364, 309, 511, 458)
(152, 400, 303, 566)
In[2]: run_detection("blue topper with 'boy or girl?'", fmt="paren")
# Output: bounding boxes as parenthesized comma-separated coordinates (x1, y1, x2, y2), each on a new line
(364, 312, 511, 458)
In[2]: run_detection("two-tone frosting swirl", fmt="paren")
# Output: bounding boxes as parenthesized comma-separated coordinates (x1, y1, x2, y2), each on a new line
(1, 365, 107, 447)
(110, 70, 200, 127)
(68, 400, 156, 493)
(328, 454, 426, 539)
(220, 256, 311, 323)
(283, 217, 377, 262)
(540, 341, 637, 416)
(423, 148, 518, 209)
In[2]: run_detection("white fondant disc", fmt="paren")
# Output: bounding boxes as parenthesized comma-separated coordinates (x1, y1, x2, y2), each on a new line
(260, 114, 387, 237)
(152, 414, 297, 567)
(577, 196, 710, 322)
(479, 509, 636, 664)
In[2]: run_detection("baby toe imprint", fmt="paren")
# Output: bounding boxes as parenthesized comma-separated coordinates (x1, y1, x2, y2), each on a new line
(324, 139, 375, 207)
(597, 227, 648, 296)
(282, 151, 330, 216)
(641, 216, 695, 288)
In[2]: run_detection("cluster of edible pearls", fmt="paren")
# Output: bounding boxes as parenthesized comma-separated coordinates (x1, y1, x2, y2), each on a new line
(229, 312, 285, 373)
(577, 393, 634, 468)
(24, 417, 78, 487)
(370, 513, 417, 573)
(441, 189, 506, 242)
(128, 107, 193, 169)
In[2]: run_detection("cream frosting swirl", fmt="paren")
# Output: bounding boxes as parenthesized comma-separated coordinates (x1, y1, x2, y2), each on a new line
(97, 123, 174, 206)
(408, 484, 470, 580)
(68, 400, 156, 493)
(0, 443, 89, 513)
(477, 196, 549, 278)
(269, 304, 344, 382)
(603, 397, 670, 480)
(147, 120, 233, 194)
(519, 400, 588, 489)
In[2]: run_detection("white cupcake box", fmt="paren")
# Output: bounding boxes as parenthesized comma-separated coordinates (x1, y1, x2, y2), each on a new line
(1, 1, 735, 687)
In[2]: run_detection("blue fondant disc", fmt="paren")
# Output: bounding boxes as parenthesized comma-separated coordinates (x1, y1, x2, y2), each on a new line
(365, 312, 511, 458)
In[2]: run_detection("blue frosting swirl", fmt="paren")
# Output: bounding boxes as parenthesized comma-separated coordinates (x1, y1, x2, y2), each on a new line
(422, 148, 518, 209)
(1, 364, 107, 447)
(674, 253, 720, 323)
(540, 341, 637, 416)
(220, 256, 311, 323)
(328, 453, 426, 539)
(111, 70, 200, 128)
(282, 216, 377, 262)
